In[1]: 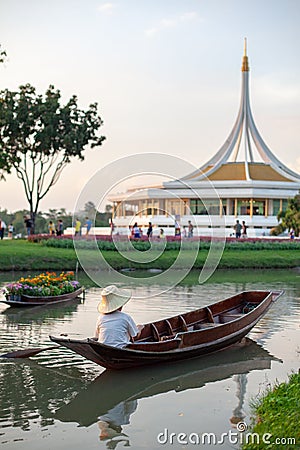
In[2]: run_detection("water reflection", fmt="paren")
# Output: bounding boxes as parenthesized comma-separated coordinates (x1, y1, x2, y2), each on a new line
(0, 359, 86, 431)
(230, 374, 247, 425)
(1, 297, 82, 325)
(0, 271, 298, 449)
(55, 338, 277, 447)
(98, 401, 137, 448)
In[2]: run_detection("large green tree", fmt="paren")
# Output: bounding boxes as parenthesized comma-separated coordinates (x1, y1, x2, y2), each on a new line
(0, 84, 105, 231)
(271, 194, 300, 237)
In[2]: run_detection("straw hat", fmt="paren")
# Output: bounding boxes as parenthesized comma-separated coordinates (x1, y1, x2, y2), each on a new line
(98, 285, 132, 314)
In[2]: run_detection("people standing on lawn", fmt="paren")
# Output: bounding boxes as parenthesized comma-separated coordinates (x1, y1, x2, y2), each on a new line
(147, 222, 153, 238)
(188, 220, 194, 238)
(56, 219, 64, 236)
(241, 221, 248, 238)
(289, 228, 295, 240)
(74, 218, 82, 236)
(133, 222, 140, 239)
(23, 215, 32, 237)
(110, 220, 115, 236)
(175, 220, 181, 237)
(0, 218, 6, 240)
(48, 220, 56, 235)
(233, 220, 242, 238)
(8, 224, 14, 239)
(85, 217, 92, 236)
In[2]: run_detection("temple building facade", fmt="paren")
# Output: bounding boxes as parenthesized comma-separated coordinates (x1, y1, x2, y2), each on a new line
(109, 41, 300, 236)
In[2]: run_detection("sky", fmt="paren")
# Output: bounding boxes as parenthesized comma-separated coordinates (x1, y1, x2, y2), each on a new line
(1, 0, 300, 213)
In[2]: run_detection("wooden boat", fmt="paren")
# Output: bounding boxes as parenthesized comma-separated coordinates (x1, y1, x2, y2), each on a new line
(50, 290, 283, 370)
(1, 287, 84, 307)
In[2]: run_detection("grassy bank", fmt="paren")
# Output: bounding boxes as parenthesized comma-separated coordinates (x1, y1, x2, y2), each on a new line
(0, 239, 299, 271)
(242, 372, 300, 450)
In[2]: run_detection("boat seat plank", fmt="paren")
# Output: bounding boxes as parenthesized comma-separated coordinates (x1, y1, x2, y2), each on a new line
(151, 323, 160, 341)
(219, 313, 244, 323)
(127, 338, 181, 352)
(179, 315, 188, 331)
(192, 322, 222, 330)
(205, 307, 215, 323)
(164, 319, 174, 336)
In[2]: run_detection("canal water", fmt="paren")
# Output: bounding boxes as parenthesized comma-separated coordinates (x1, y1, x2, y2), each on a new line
(0, 269, 299, 449)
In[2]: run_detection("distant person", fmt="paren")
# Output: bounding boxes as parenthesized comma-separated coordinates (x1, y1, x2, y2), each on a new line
(289, 228, 295, 240)
(74, 218, 81, 236)
(241, 221, 248, 238)
(48, 220, 56, 235)
(132, 222, 140, 239)
(188, 220, 194, 238)
(128, 225, 133, 238)
(85, 217, 92, 235)
(147, 222, 153, 238)
(8, 224, 14, 239)
(233, 220, 242, 238)
(94, 285, 143, 348)
(159, 228, 165, 239)
(23, 215, 32, 236)
(56, 219, 64, 236)
(0, 218, 6, 240)
(110, 220, 115, 236)
(175, 221, 181, 237)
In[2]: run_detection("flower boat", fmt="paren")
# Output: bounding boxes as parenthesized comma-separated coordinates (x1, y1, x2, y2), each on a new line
(50, 290, 283, 370)
(1, 272, 84, 307)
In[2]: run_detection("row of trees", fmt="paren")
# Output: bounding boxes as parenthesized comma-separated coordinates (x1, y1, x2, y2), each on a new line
(0, 202, 112, 236)
(0, 45, 106, 233)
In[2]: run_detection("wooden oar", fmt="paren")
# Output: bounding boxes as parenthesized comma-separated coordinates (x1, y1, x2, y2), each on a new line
(1, 345, 59, 359)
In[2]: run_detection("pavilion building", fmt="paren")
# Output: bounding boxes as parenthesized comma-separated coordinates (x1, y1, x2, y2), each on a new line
(109, 41, 300, 237)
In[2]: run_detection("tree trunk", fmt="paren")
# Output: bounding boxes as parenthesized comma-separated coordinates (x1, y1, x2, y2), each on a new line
(28, 201, 37, 236)
(30, 211, 36, 235)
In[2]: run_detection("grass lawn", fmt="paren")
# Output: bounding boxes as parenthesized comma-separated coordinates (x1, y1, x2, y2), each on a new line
(0, 239, 299, 271)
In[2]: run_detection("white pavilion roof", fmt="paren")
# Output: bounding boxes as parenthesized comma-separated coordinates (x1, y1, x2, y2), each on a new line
(167, 38, 300, 187)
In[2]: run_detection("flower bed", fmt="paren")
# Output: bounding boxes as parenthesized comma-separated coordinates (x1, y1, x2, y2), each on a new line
(3, 271, 81, 298)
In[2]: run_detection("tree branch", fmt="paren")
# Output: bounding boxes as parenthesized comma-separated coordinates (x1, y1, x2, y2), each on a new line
(39, 157, 68, 201)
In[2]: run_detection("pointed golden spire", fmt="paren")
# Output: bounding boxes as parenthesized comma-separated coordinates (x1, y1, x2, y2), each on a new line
(241, 37, 249, 72)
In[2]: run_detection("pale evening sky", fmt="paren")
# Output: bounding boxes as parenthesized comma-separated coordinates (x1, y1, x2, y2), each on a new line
(1, 0, 299, 212)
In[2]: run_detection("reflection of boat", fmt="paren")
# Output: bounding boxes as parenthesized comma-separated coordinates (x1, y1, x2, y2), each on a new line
(1, 287, 84, 307)
(51, 290, 283, 369)
(1, 297, 82, 324)
(55, 338, 276, 427)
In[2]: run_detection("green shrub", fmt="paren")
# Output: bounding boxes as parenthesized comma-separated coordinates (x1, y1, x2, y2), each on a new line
(41, 238, 300, 252)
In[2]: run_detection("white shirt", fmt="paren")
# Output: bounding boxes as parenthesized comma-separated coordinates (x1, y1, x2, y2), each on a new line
(95, 311, 138, 348)
(99, 400, 138, 426)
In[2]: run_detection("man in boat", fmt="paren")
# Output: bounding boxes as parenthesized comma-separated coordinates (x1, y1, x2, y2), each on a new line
(95, 285, 143, 348)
